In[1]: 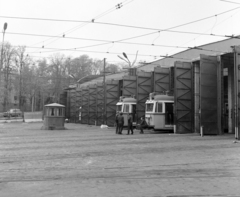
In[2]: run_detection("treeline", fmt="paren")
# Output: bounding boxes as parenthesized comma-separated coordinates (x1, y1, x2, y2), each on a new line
(0, 42, 123, 112)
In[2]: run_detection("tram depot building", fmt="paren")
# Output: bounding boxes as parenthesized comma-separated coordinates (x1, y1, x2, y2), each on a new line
(61, 37, 240, 140)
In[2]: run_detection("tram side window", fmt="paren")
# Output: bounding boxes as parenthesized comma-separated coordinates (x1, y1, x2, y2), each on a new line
(123, 104, 130, 113)
(156, 102, 163, 113)
(146, 103, 154, 112)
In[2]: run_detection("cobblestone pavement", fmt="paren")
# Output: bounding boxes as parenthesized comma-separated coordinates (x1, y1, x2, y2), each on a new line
(0, 122, 240, 197)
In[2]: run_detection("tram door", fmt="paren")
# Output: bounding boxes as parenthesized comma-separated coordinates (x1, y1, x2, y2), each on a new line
(199, 54, 222, 135)
(165, 103, 174, 126)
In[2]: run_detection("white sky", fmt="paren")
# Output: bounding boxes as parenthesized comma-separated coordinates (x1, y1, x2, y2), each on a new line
(1, 0, 240, 65)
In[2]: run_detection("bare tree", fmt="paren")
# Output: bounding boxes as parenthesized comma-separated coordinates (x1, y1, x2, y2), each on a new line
(0, 42, 16, 111)
(15, 46, 31, 111)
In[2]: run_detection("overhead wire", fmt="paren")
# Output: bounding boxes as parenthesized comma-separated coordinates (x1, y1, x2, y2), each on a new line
(1, 4, 239, 50)
(1, 4, 239, 64)
(22, 45, 193, 61)
(1, 5, 239, 58)
(7, 5, 238, 56)
(4, 28, 238, 53)
(164, 8, 240, 58)
(1, 5, 239, 32)
(20, 45, 228, 62)
(220, 0, 240, 5)
(27, 0, 133, 53)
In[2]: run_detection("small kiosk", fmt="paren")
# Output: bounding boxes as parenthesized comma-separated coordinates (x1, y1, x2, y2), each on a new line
(42, 103, 66, 130)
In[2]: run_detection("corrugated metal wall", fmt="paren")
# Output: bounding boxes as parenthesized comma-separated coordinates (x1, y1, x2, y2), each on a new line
(89, 84, 97, 125)
(199, 54, 221, 135)
(174, 61, 193, 134)
(75, 88, 82, 123)
(193, 61, 200, 133)
(96, 82, 104, 126)
(69, 89, 76, 122)
(153, 67, 170, 93)
(106, 80, 119, 126)
(81, 86, 89, 124)
(122, 76, 137, 97)
(136, 71, 153, 121)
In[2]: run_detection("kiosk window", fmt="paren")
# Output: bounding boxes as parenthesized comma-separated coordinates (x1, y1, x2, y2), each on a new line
(59, 108, 62, 116)
(51, 108, 54, 116)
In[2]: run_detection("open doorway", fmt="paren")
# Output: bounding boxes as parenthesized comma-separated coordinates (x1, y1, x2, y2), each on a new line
(221, 53, 234, 134)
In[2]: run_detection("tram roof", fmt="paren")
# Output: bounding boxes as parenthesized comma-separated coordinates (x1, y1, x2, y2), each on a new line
(122, 97, 137, 103)
(153, 95, 174, 101)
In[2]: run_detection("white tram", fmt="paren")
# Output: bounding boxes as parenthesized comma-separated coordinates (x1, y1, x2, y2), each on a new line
(145, 93, 174, 130)
(116, 96, 137, 127)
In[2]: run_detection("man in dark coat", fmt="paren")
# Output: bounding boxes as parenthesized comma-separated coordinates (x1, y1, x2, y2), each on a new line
(117, 112, 124, 134)
(127, 113, 133, 135)
(139, 117, 146, 134)
(115, 112, 119, 134)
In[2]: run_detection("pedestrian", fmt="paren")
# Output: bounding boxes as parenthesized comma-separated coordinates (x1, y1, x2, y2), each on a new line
(139, 117, 146, 134)
(115, 112, 119, 134)
(127, 113, 133, 135)
(117, 112, 124, 134)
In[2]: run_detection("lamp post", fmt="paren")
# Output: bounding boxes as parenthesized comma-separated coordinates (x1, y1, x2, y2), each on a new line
(0, 22, 8, 84)
(69, 74, 78, 83)
(117, 51, 138, 68)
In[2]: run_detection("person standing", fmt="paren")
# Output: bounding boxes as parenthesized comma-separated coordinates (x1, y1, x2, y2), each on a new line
(127, 113, 133, 135)
(139, 117, 146, 134)
(117, 112, 124, 134)
(115, 112, 119, 134)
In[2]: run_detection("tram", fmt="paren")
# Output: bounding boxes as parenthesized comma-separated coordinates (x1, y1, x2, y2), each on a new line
(116, 96, 137, 126)
(145, 92, 174, 130)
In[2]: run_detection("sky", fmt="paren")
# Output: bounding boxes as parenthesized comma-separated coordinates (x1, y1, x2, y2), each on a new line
(1, 0, 240, 65)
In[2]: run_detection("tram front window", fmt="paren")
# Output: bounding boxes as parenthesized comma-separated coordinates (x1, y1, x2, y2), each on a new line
(146, 103, 154, 112)
(117, 105, 122, 112)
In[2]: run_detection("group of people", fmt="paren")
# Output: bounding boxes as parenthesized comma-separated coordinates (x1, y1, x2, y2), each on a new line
(115, 112, 146, 135)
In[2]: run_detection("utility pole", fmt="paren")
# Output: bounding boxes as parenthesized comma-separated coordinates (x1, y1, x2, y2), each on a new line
(103, 58, 106, 125)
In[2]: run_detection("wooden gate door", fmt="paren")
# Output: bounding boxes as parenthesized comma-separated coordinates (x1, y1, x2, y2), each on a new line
(199, 54, 221, 135)
(174, 61, 193, 133)
(233, 46, 240, 140)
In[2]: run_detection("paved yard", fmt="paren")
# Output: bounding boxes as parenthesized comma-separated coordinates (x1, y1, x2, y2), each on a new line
(0, 122, 240, 197)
